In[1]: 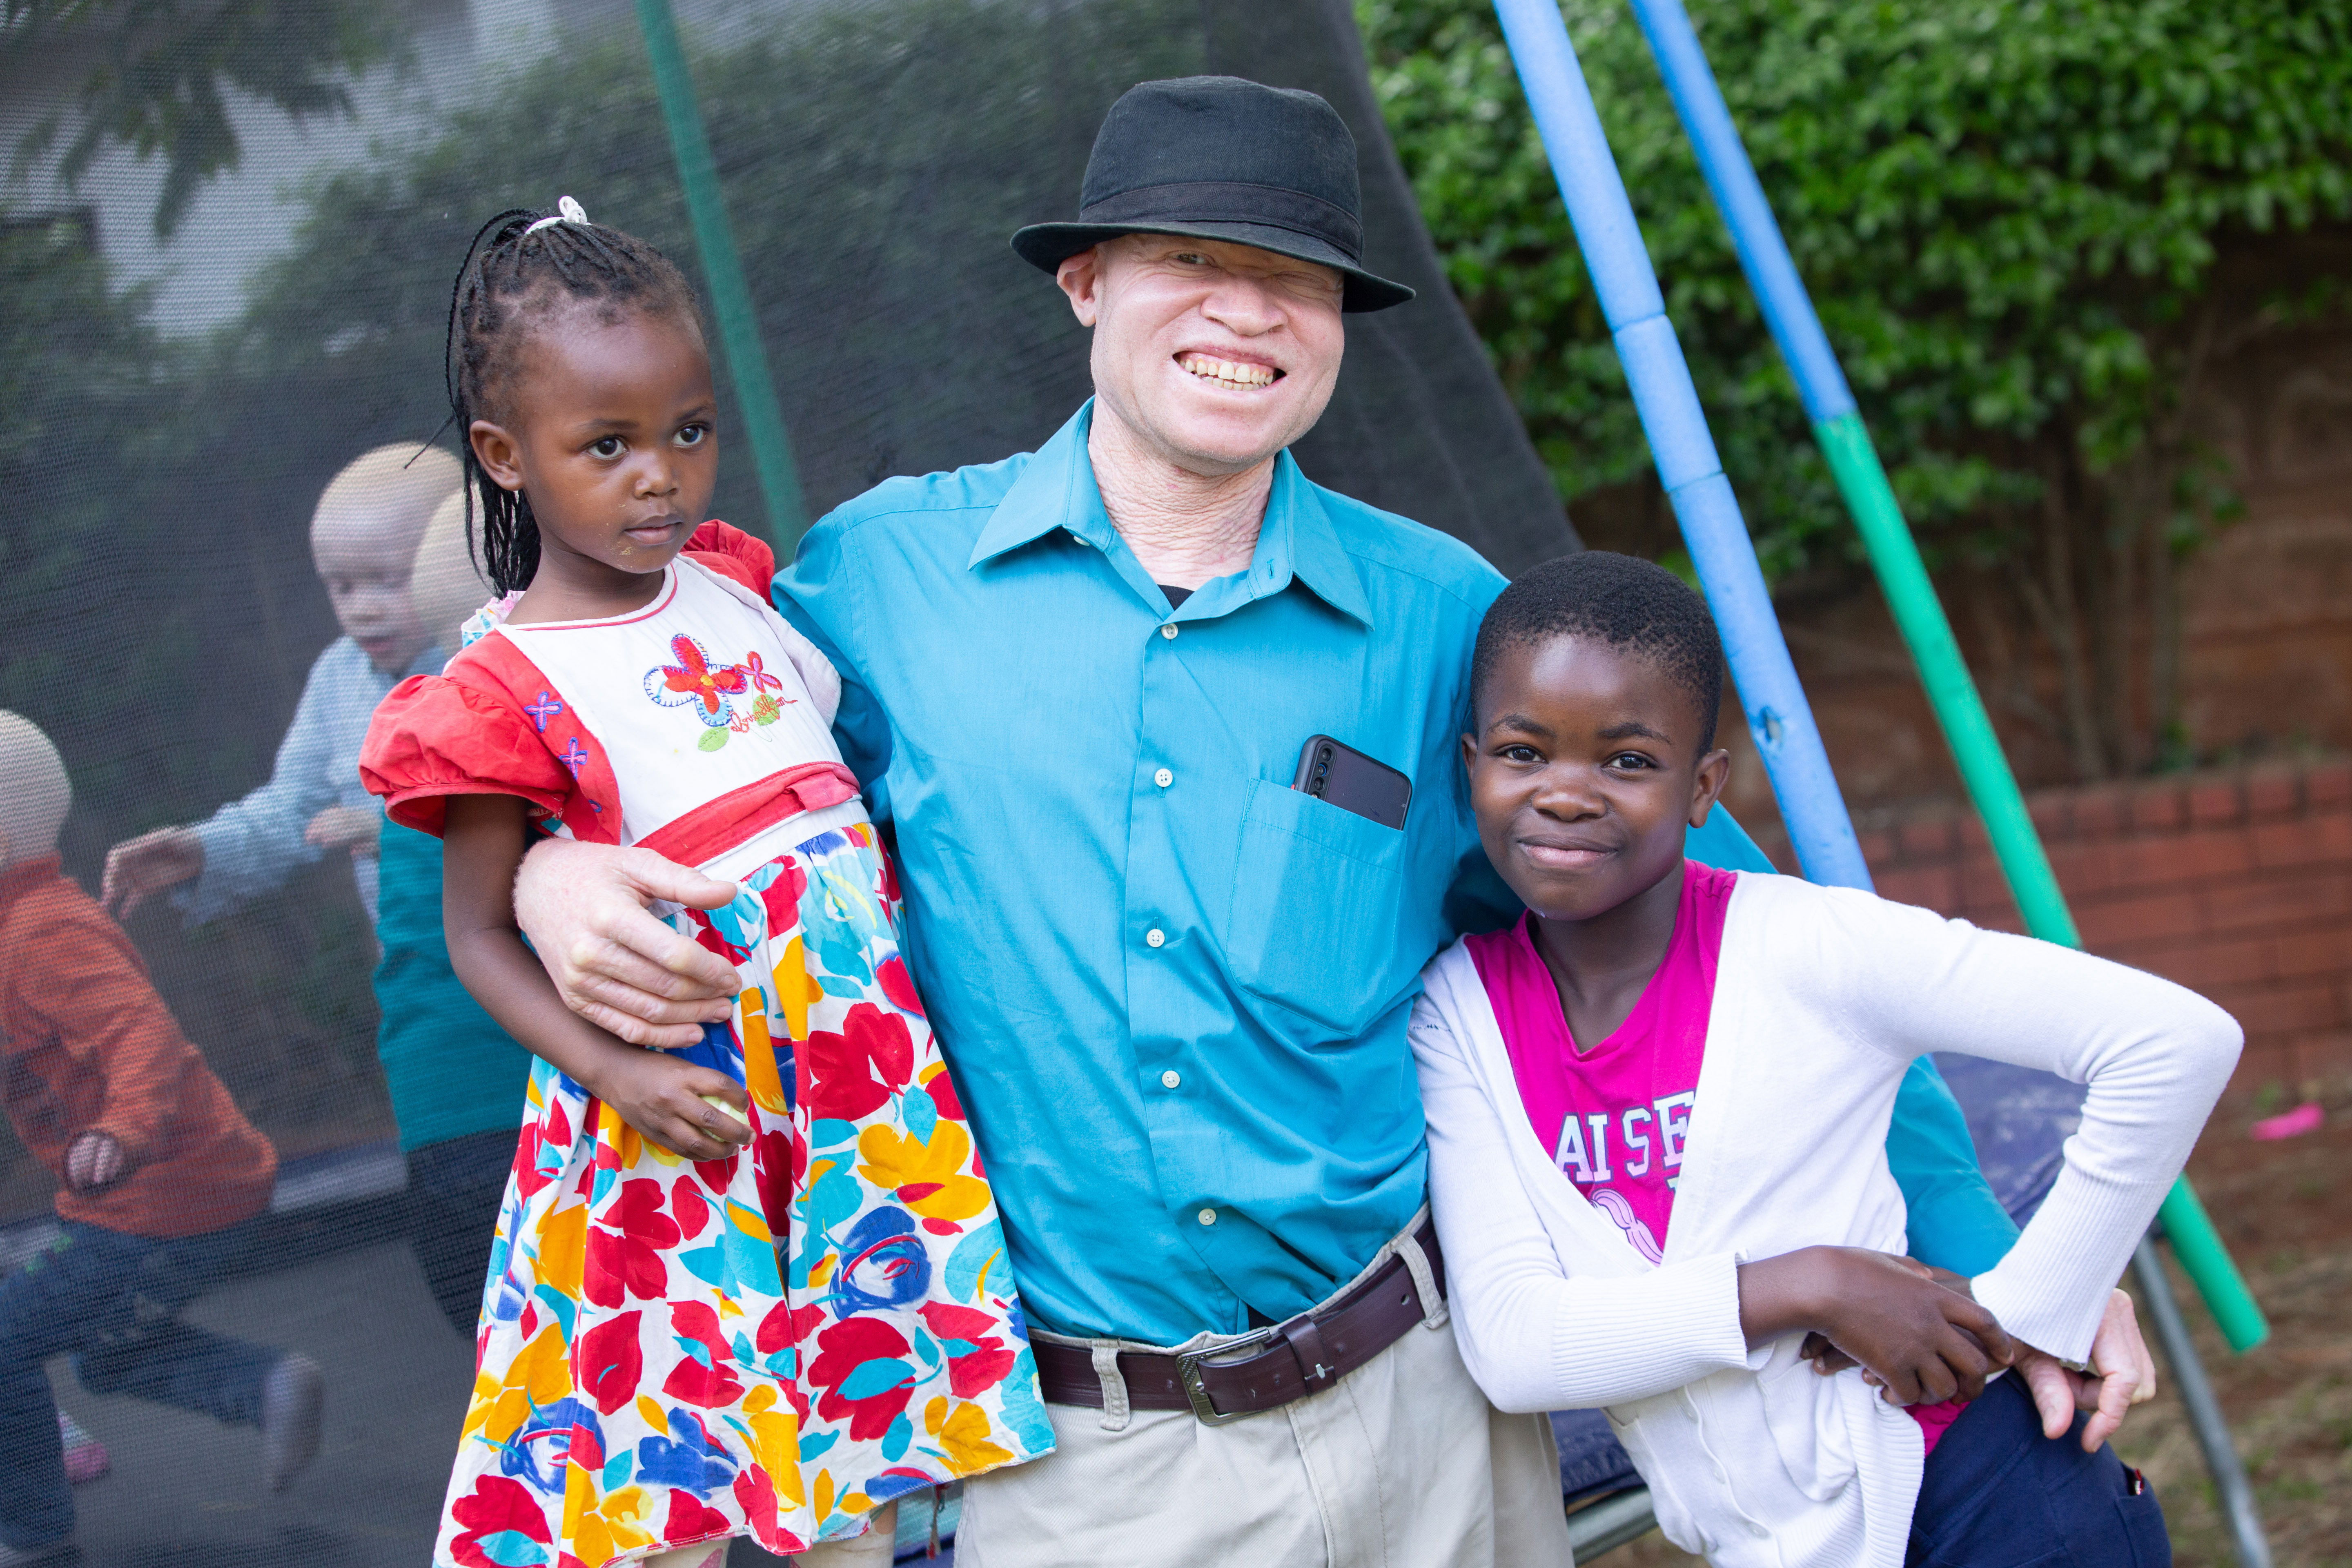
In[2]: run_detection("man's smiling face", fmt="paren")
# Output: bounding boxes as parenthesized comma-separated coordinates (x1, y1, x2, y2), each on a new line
(1058, 234, 1346, 476)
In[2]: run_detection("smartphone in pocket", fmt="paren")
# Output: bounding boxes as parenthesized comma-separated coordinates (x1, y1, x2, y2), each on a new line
(1290, 735, 1412, 829)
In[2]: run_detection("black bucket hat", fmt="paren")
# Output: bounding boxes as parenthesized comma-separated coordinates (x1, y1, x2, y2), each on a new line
(1012, 76, 1415, 314)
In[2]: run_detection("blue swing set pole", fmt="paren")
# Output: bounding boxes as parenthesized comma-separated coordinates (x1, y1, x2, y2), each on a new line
(1617, 0, 2268, 1362)
(1487, 0, 1872, 893)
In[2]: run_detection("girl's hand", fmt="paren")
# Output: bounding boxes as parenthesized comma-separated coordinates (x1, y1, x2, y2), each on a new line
(1801, 1263, 1976, 1377)
(1742, 1246, 2015, 1406)
(1803, 1272, 2147, 1441)
(589, 1049, 753, 1163)
(100, 827, 204, 916)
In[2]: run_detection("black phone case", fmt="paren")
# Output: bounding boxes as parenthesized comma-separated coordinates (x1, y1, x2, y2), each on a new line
(1290, 735, 1412, 829)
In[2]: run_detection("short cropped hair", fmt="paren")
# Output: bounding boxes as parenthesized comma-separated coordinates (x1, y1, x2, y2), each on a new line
(0, 711, 71, 864)
(1471, 551, 1725, 750)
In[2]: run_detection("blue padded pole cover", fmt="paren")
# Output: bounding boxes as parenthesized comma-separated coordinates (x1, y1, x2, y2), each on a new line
(1489, 0, 1872, 889)
(1624, 0, 1857, 425)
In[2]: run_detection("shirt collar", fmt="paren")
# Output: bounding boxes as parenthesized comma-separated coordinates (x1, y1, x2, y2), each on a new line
(968, 402, 1109, 567)
(969, 400, 1370, 627)
(1270, 455, 1371, 626)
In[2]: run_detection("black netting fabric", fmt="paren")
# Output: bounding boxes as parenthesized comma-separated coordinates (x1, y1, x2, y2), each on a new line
(0, 1, 1566, 1561)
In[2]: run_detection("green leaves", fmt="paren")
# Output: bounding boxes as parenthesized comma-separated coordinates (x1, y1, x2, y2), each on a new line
(1361, 0, 2352, 775)
(3, 0, 401, 239)
(1361, 0, 2352, 568)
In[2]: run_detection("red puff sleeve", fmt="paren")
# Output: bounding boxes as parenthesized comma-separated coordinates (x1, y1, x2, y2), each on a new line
(683, 520, 777, 599)
(360, 675, 573, 837)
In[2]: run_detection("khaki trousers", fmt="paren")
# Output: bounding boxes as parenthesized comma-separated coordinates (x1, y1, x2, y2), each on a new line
(957, 1225, 1572, 1568)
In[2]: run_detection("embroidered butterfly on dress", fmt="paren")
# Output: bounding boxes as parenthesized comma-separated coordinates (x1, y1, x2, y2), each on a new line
(644, 635, 751, 729)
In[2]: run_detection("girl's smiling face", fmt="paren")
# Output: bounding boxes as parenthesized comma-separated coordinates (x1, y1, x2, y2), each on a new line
(1464, 633, 1733, 925)
(468, 303, 718, 607)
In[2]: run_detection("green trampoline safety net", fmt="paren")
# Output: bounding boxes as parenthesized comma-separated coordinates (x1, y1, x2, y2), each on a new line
(0, 0, 1567, 1561)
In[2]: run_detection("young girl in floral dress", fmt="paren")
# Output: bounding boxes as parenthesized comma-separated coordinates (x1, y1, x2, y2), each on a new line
(361, 200, 1050, 1568)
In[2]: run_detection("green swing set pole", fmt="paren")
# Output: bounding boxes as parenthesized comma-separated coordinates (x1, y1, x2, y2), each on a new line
(634, 0, 808, 543)
(1624, 0, 2266, 1351)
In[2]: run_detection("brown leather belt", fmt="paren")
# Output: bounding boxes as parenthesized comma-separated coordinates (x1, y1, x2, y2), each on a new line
(1033, 1219, 1445, 1425)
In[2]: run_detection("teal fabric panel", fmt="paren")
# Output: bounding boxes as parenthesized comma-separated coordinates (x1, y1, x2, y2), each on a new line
(370, 820, 536, 1152)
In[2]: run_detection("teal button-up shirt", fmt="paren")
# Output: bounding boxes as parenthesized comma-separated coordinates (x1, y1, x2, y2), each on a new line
(777, 402, 2012, 1343)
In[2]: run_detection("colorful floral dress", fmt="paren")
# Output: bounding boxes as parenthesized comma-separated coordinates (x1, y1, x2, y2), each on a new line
(361, 524, 1051, 1567)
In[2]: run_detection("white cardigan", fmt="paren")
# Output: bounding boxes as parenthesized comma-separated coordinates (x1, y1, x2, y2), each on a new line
(1411, 871, 2239, 1568)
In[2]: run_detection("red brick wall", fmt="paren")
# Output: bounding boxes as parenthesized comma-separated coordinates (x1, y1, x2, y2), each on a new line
(1857, 760, 2352, 1092)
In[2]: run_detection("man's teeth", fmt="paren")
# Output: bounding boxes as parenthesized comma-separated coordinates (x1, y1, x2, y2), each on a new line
(1179, 354, 1277, 389)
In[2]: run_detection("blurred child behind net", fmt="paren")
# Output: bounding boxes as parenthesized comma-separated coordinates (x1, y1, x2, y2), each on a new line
(0, 712, 324, 1568)
(100, 444, 461, 929)
(360, 200, 1049, 1568)
(371, 492, 538, 1340)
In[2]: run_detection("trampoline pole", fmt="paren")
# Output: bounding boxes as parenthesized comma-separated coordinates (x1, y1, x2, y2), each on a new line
(1488, 0, 1873, 895)
(1621, 0, 2268, 1354)
(2132, 1238, 2274, 1568)
(635, 0, 809, 543)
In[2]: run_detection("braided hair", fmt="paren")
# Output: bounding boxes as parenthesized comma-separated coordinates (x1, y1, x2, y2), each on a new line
(445, 204, 701, 595)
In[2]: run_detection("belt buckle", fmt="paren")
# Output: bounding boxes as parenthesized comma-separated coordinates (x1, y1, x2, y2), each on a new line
(1174, 1334, 1267, 1427)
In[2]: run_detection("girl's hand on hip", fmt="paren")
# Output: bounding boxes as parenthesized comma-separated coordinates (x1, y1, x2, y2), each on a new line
(512, 837, 740, 1048)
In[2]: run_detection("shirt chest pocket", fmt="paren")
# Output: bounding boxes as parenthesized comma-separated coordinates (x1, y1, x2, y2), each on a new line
(1222, 777, 1411, 1041)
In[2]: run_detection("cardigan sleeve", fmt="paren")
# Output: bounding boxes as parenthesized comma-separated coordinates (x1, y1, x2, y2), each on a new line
(359, 674, 572, 837)
(1411, 993, 1753, 1412)
(1686, 846, 2017, 1278)
(1797, 885, 2241, 1362)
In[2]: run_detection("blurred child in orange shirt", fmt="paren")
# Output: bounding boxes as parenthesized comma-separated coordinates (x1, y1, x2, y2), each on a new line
(0, 712, 326, 1566)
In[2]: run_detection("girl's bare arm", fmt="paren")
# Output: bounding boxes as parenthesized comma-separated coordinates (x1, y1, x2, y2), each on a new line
(441, 793, 749, 1161)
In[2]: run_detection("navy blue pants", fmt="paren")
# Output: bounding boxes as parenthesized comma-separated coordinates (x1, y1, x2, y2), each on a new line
(1907, 1372, 2171, 1567)
(405, 1129, 518, 1338)
(0, 1219, 278, 1549)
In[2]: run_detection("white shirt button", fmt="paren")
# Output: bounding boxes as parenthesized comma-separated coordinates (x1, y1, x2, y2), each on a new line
(1160, 623, 1178, 639)
(1160, 1069, 1181, 1089)
(1145, 928, 1166, 948)
(1154, 767, 1173, 788)
(1197, 1208, 1217, 1226)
